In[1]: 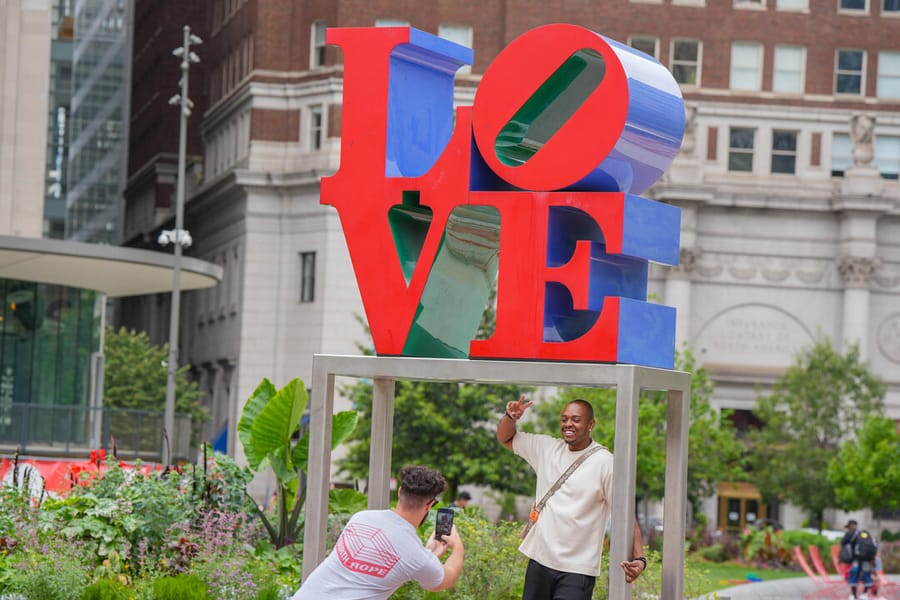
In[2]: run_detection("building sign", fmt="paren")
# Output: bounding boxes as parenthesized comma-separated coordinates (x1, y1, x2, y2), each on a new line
(324, 24, 684, 368)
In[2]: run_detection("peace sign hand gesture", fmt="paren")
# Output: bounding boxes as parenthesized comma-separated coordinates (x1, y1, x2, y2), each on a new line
(505, 394, 533, 421)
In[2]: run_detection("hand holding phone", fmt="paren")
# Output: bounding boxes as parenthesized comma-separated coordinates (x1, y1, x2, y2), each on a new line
(435, 508, 454, 542)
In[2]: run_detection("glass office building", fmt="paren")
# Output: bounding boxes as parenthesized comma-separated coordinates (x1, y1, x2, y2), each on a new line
(44, 0, 75, 240)
(65, 0, 130, 243)
(0, 279, 100, 447)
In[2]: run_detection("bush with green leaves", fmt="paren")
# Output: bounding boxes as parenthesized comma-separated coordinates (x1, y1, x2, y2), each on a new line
(151, 574, 207, 599)
(103, 326, 209, 445)
(0, 447, 296, 599)
(2, 551, 87, 600)
(696, 543, 729, 563)
(391, 508, 525, 600)
(41, 462, 190, 561)
(883, 529, 900, 542)
(81, 579, 129, 600)
(739, 526, 834, 568)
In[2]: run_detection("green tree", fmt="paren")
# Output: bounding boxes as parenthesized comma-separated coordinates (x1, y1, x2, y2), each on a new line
(532, 346, 743, 518)
(747, 339, 885, 530)
(827, 415, 900, 516)
(339, 298, 536, 501)
(102, 326, 208, 444)
(339, 379, 536, 501)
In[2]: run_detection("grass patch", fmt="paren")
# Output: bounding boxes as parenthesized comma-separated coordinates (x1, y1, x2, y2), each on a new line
(692, 559, 806, 592)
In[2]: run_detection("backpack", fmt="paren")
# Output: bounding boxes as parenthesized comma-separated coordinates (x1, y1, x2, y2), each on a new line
(839, 538, 855, 564)
(855, 530, 878, 561)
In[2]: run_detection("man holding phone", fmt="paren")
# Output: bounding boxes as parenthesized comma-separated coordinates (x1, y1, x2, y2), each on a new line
(293, 464, 465, 599)
(498, 395, 646, 600)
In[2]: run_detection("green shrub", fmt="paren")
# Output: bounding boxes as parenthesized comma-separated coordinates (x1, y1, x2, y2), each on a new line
(740, 527, 789, 565)
(255, 585, 288, 600)
(81, 579, 129, 600)
(882, 529, 900, 542)
(4, 559, 86, 600)
(392, 509, 526, 599)
(151, 575, 207, 599)
(780, 530, 834, 569)
(696, 543, 728, 563)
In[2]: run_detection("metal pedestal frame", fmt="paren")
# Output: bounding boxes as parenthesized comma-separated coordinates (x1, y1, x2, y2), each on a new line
(303, 354, 691, 599)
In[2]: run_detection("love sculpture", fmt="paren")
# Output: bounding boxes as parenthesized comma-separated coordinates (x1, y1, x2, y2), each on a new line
(324, 24, 685, 368)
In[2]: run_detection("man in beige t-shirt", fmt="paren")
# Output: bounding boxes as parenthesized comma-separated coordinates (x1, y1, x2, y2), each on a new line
(497, 396, 645, 600)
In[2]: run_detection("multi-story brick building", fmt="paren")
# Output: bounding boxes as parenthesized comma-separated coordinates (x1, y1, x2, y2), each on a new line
(120, 0, 900, 530)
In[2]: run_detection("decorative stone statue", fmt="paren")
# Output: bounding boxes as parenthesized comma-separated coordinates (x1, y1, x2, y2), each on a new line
(850, 113, 875, 167)
(680, 103, 697, 156)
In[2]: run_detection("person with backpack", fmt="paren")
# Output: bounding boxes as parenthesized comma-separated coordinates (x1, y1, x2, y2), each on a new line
(841, 519, 877, 600)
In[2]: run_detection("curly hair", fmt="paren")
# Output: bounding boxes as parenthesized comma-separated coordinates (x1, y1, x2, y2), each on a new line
(397, 464, 447, 505)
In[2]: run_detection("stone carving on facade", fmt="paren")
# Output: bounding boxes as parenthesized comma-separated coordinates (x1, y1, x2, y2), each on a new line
(794, 265, 826, 284)
(725, 255, 759, 280)
(679, 103, 698, 156)
(667, 246, 701, 278)
(877, 314, 900, 364)
(761, 261, 790, 282)
(694, 254, 723, 278)
(850, 113, 876, 167)
(677, 252, 859, 289)
(873, 264, 900, 289)
(837, 255, 881, 288)
(687, 252, 828, 285)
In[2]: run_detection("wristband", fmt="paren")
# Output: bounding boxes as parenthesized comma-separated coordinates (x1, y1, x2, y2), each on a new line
(504, 411, 516, 421)
(632, 556, 647, 568)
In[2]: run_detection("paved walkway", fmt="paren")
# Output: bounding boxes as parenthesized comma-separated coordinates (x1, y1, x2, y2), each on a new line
(715, 574, 900, 600)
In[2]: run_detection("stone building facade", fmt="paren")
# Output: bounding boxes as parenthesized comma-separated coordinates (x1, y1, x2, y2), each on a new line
(1, 0, 52, 238)
(120, 0, 900, 528)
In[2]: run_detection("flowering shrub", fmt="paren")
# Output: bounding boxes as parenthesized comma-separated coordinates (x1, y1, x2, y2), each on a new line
(0, 448, 296, 599)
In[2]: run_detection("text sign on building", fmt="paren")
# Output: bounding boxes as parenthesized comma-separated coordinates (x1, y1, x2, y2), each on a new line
(324, 24, 684, 369)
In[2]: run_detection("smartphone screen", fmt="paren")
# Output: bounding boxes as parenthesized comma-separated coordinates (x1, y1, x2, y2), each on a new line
(435, 507, 454, 541)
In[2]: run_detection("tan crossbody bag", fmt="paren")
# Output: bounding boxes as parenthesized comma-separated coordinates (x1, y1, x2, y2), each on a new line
(520, 445, 603, 540)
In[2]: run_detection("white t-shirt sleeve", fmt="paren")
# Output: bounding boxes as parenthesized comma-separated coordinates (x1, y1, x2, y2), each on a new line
(413, 549, 445, 590)
(511, 430, 544, 470)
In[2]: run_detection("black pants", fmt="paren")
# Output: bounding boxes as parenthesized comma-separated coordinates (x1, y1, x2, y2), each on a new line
(523, 559, 596, 600)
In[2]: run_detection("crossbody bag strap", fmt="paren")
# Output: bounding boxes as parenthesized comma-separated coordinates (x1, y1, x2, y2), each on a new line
(520, 444, 604, 539)
(535, 444, 603, 513)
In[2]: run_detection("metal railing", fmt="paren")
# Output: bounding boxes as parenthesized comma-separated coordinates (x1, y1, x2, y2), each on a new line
(0, 403, 191, 462)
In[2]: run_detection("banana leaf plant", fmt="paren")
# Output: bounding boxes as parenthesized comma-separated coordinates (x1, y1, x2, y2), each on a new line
(238, 377, 360, 548)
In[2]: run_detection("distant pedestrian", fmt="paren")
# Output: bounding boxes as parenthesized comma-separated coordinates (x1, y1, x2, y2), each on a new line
(841, 519, 877, 600)
(450, 491, 471, 510)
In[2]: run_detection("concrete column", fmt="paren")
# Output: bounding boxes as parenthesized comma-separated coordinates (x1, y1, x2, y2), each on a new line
(837, 256, 878, 358)
(665, 247, 700, 350)
(833, 123, 890, 359)
(368, 377, 395, 509)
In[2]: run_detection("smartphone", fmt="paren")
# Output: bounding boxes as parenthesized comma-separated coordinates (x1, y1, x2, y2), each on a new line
(435, 507, 454, 541)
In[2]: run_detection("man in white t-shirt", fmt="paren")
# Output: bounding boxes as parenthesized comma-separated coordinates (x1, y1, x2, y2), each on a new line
(293, 465, 465, 600)
(498, 395, 646, 600)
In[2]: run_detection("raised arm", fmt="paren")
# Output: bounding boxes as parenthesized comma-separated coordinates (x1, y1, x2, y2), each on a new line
(497, 394, 533, 450)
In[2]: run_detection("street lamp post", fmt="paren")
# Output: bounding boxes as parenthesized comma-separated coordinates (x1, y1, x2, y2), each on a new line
(159, 25, 201, 464)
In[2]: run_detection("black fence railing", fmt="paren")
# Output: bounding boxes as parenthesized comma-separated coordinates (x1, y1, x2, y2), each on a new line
(0, 403, 191, 462)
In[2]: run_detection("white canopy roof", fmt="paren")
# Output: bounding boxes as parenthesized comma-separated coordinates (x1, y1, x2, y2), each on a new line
(0, 235, 222, 297)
